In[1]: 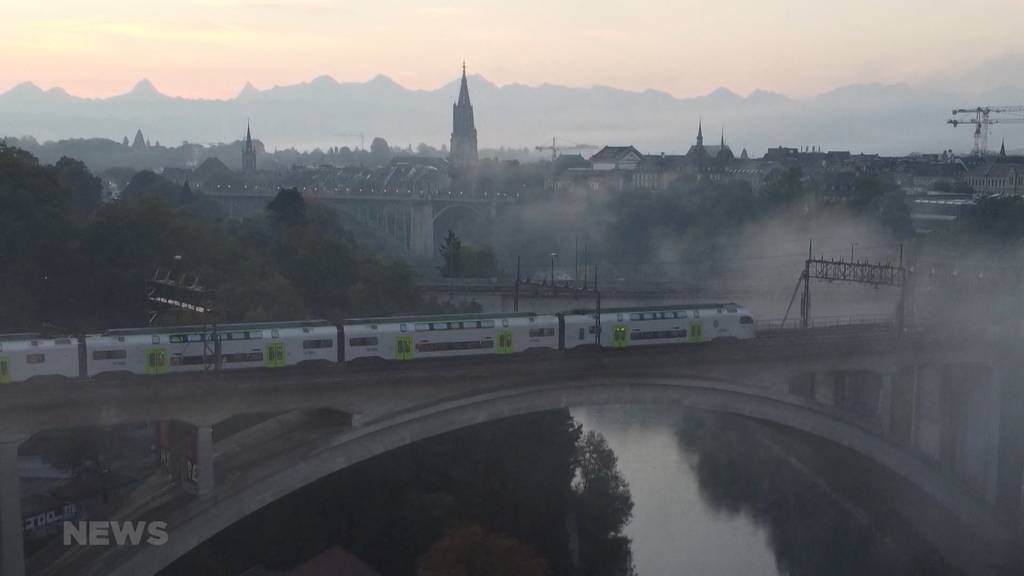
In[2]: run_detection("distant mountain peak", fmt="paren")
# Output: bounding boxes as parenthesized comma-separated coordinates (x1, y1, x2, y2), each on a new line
(706, 87, 740, 100)
(237, 81, 259, 99)
(4, 81, 42, 96)
(310, 74, 338, 87)
(120, 78, 166, 99)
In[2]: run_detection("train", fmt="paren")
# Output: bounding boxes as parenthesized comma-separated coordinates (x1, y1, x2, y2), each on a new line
(0, 303, 755, 384)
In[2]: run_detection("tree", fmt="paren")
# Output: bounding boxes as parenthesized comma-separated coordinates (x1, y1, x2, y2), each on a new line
(440, 230, 463, 278)
(266, 187, 306, 226)
(572, 431, 635, 576)
(54, 156, 102, 218)
(370, 137, 392, 164)
(418, 526, 549, 576)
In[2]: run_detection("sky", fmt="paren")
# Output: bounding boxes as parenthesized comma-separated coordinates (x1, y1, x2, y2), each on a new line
(2, 0, 1023, 99)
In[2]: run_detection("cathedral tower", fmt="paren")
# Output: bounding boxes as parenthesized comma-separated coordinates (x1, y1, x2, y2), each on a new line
(449, 62, 478, 170)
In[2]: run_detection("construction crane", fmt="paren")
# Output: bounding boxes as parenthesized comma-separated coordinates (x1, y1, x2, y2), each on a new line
(333, 132, 366, 151)
(947, 106, 1024, 156)
(535, 137, 599, 162)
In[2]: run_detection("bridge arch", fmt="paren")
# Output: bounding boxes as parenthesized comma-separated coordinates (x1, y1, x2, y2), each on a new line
(97, 375, 1003, 576)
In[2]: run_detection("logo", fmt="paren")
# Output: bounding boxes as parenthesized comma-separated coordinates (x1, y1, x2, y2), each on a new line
(62, 521, 168, 546)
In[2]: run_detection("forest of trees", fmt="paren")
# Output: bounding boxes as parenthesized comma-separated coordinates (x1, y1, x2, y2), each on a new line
(167, 411, 635, 576)
(0, 144, 460, 333)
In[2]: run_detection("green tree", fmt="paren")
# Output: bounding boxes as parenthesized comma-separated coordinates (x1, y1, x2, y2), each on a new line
(266, 187, 306, 225)
(573, 430, 635, 576)
(440, 229, 463, 278)
(53, 156, 102, 218)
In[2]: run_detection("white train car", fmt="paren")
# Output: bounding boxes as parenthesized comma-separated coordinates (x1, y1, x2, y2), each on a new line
(85, 320, 337, 377)
(343, 312, 559, 362)
(0, 334, 80, 384)
(561, 303, 754, 350)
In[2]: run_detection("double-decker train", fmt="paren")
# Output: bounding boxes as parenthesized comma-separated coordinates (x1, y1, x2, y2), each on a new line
(0, 303, 754, 384)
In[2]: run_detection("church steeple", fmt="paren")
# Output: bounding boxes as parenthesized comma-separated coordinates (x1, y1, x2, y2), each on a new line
(242, 121, 257, 172)
(696, 119, 704, 147)
(458, 61, 471, 106)
(450, 61, 478, 171)
(1000, 138, 1007, 158)
(720, 126, 725, 148)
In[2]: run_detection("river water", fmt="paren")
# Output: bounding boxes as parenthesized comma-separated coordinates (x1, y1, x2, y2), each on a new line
(573, 404, 958, 576)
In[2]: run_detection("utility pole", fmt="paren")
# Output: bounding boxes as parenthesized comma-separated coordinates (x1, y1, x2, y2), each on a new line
(514, 255, 520, 312)
(594, 264, 601, 346)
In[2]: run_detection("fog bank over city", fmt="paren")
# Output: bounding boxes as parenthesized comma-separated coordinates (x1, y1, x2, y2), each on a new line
(3, 54, 1024, 156)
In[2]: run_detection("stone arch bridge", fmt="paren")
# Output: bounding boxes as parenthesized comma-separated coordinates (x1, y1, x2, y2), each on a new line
(2, 325, 1022, 576)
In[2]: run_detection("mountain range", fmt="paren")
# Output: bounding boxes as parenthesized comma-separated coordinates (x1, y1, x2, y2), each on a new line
(3, 55, 1024, 157)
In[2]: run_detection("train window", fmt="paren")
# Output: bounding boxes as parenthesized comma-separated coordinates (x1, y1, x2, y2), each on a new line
(170, 335, 186, 343)
(579, 328, 585, 340)
(271, 329, 280, 338)
(617, 314, 624, 322)
(416, 339, 495, 352)
(693, 310, 700, 318)
(415, 323, 430, 332)
(92, 349, 127, 360)
(56, 338, 71, 345)
(31, 340, 39, 347)
(152, 336, 160, 344)
(303, 327, 311, 333)
(117, 336, 125, 342)
(400, 323, 408, 333)
(303, 339, 334, 349)
(529, 316, 536, 323)
(223, 352, 264, 363)
(740, 316, 754, 325)
(502, 319, 509, 327)
(630, 313, 642, 320)
(482, 320, 495, 329)
(250, 331, 263, 339)
(349, 337, 378, 347)
(717, 308, 723, 314)
(529, 328, 555, 337)
(727, 306, 737, 313)
(26, 353, 45, 364)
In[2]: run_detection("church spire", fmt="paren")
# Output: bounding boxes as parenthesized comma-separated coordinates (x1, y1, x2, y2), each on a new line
(450, 61, 478, 170)
(720, 125, 725, 148)
(696, 118, 704, 147)
(242, 120, 257, 172)
(1000, 138, 1007, 158)
(458, 60, 471, 106)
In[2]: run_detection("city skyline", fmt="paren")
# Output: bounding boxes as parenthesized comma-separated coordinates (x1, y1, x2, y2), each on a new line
(4, 0, 1024, 100)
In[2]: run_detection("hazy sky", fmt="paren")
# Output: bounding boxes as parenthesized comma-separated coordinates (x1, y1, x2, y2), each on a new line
(3, 0, 1022, 99)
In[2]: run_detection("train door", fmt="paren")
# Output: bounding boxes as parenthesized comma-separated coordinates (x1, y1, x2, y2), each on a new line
(497, 330, 513, 354)
(0, 357, 9, 384)
(688, 322, 704, 343)
(265, 342, 286, 368)
(395, 336, 413, 360)
(612, 325, 628, 348)
(144, 349, 167, 375)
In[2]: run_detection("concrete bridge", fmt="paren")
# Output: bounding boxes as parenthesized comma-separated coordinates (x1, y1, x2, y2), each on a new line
(3, 323, 1023, 576)
(206, 191, 509, 259)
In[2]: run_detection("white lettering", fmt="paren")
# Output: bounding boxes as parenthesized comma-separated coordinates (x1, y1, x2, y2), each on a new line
(147, 521, 169, 546)
(111, 521, 147, 546)
(91, 521, 110, 545)
(63, 521, 89, 546)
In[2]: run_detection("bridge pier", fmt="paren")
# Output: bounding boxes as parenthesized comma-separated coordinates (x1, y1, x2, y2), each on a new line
(0, 437, 25, 576)
(182, 423, 215, 497)
(410, 202, 435, 258)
